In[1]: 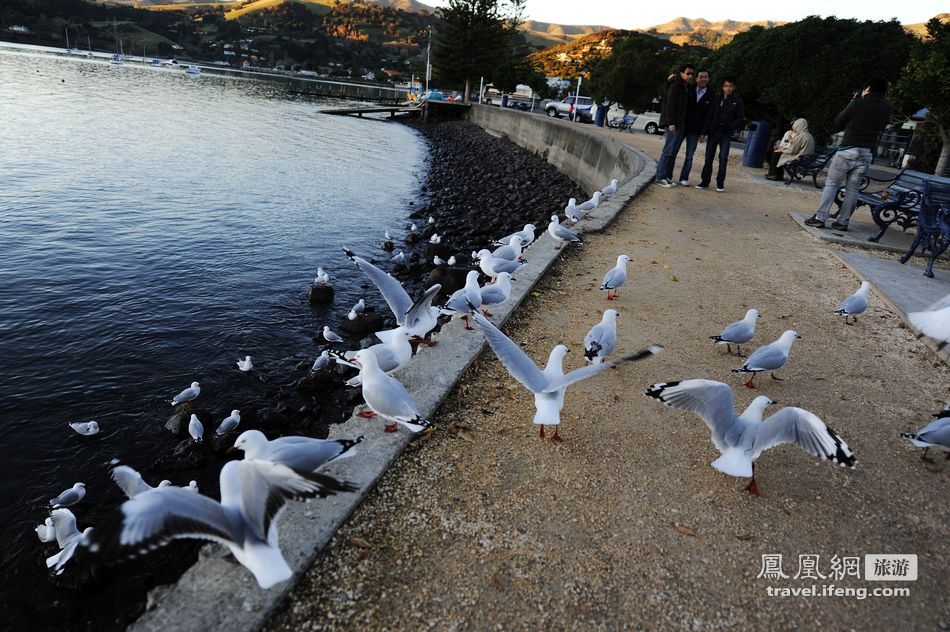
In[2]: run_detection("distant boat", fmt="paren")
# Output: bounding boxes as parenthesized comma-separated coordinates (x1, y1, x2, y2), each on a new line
(184, 65, 201, 76)
(149, 59, 162, 67)
(64, 27, 82, 56)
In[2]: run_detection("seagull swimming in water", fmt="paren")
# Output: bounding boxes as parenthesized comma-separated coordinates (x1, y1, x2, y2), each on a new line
(69, 421, 99, 436)
(314, 267, 329, 286)
(237, 356, 253, 372)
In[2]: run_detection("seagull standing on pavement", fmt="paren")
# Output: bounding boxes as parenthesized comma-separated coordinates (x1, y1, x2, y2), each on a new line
(834, 281, 871, 325)
(583, 309, 618, 364)
(547, 215, 582, 250)
(600, 255, 630, 300)
(901, 406, 950, 463)
(732, 330, 800, 388)
(710, 309, 759, 355)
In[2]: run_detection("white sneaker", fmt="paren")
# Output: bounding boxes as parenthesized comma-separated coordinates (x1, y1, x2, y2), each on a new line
(716, 187, 725, 192)
(656, 179, 673, 188)
(694, 184, 707, 190)
(678, 180, 689, 186)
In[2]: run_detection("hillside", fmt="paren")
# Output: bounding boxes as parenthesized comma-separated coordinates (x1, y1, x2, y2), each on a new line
(904, 12, 950, 37)
(643, 16, 783, 49)
(520, 19, 611, 49)
(527, 29, 680, 79)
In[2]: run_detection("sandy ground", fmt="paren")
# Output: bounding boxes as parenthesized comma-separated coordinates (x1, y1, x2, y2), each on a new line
(267, 130, 950, 630)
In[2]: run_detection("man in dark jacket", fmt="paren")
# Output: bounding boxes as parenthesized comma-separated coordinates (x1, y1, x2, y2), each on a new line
(697, 76, 745, 191)
(677, 69, 713, 185)
(805, 77, 893, 230)
(655, 63, 694, 188)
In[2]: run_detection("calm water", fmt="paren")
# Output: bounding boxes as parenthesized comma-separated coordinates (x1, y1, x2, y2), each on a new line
(0, 49, 425, 628)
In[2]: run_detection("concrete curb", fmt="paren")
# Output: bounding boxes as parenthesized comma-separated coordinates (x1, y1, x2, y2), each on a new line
(787, 211, 930, 259)
(129, 124, 657, 632)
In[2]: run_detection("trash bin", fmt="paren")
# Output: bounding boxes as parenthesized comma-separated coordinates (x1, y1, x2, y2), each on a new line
(594, 102, 607, 127)
(501, 94, 508, 108)
(741, 120, 774, 168)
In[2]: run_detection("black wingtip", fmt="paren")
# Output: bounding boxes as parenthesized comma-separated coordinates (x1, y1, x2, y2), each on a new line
(341, 246, 355, 260)
(709, 335, 723, 342)
(644, 381, 679, 402)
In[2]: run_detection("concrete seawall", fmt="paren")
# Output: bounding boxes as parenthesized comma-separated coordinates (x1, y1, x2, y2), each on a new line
(466, 105, 645, 196)
(129, 111, 655, 631)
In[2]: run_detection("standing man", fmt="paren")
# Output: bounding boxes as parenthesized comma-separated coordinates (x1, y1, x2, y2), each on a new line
(677, 69, 712, 186)
(655, 63, 694, 188)
(696, 76, 745, 192)
(804, 77, 892, 231)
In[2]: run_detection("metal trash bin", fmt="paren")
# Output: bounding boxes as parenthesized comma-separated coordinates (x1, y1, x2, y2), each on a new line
(594, 102, 607, 127)
(501, 94, 508, 108)
(741, 120, 774, 168)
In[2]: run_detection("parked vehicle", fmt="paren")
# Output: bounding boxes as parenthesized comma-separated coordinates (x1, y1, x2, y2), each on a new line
(546, 96, 594, 122)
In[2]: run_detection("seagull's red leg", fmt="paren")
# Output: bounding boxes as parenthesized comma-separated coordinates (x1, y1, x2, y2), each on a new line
(551, 427, 562, 443)
(921, 447, 934, 463)
(607, 291, 614, 300)
(384, 422, 398, 433)
(357, 411, 377, 418)
(463, 315, 474, 331)
(744, 464, 760, 496)
(482, 309, 493, 317)
(539, 425, 545, 439)
(744, 373, 757, 389)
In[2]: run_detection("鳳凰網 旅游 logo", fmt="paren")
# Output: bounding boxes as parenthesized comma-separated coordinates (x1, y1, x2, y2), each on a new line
(756, 553, 915, 599)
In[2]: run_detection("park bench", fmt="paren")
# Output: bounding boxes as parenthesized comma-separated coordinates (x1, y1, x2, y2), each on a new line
(898, 178, 950, 278)
(837, 168, 950, 243)
(783, 146, 836, 188)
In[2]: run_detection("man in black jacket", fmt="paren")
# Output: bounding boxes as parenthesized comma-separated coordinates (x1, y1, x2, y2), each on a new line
(805, 77, 893, 230)
(677, 69, 713, 186)
(655, 63, 694, 188)
(697, 76, 745, 191)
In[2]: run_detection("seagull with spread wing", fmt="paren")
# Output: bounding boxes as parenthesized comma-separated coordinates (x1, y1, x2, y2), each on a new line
(645, 379, 856, 495)
(470, 311, 660, 442)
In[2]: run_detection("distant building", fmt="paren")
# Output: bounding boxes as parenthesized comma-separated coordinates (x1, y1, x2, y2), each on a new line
(546, 77, 570, 89)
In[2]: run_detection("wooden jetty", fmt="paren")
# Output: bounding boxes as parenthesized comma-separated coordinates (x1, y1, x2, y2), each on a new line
(321, 105, 418, 118)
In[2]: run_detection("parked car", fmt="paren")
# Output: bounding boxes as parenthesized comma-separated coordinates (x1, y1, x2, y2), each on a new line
(546, 96, 594, 122)
(629, 112, 663, 134)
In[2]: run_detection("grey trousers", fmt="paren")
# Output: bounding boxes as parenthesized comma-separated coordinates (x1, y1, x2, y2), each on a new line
(813, 147, 872, 223)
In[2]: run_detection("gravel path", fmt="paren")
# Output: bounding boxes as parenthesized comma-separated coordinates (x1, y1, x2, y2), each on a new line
(267, 144, 950, 630)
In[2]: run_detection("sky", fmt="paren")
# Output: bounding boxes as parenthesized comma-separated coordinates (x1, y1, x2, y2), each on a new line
(422, 0, 945, 28)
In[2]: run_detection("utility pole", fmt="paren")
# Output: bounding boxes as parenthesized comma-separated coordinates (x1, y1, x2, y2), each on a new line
(573, 76, 583, 123)
(424, 25, 432, 97)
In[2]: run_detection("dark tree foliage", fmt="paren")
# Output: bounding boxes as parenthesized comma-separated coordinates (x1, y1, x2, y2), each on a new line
(433, 0, 525, 98)
(588, 33, 679, 112)
(893, 18, 950, 175)
(707, 16, 915, 140)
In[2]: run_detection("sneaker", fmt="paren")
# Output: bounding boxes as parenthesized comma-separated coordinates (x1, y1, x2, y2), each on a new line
(830, 221, 849, 231)
(656, 179, 673, 188)
(716, 187, 725, 192)
(678, 180, 689, 186)
(804, 216, 827, 228)
(694, 184, 708, 190)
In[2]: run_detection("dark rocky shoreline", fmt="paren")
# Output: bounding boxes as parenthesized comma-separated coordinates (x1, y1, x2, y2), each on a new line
(47, 118, 586, 631)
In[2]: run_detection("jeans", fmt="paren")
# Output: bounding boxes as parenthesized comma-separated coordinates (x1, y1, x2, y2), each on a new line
(700, 134, 732, 187)
(813, 147, 872, 223)
(656, 127, 685, 182)
(678, 134, 701, 182)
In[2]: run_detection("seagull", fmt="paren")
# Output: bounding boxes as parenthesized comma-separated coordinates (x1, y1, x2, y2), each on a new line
(186, 480, 199, 493)
(470, 311, 660, 442)
(35, 517, 57, 543)
(442, 270, 482, 330)
(548, 215, 582, 250)
(310, 350, 331, 372)
(710, 309, 759, 355)
(476, 249, 525, 280)
(433, 255, 446, 266)
(601, 179, 618, 196)
(81, 459, 357, 589)
(111, 465, 172, 499)
(909, 304, 950, 343)
(392, 251, 405, 263)
(834, 281, 871, 324)
(188, 414, 204, 443)
(384, 230, 392, 241)
(583, 309, 617, 364)
(491, 236, 525, 262)
(576, 190, 602, 213)
(644, 379, 856, 495)
(314, 267, 329, 286)
(69, 421, 99, 436)
(50, 482, 86, 508)
(322, 325, 343, 343)
(901, 407, 950, 462)
(429, 233, 442, 244)
(732, 330, 800, 388)
(46, 508, 93, 575)
(409, 223, 418, 234)
(564, 198, 581, 223)
(600, 255, 630, 300)
(478, 272, 512, 317)
(340, 326, 413, 385)
(428, 215, 436, 225)
(215, 409, 241, 436)
(171, 382, 200, 406)
(342, 249, 442, 344)
(232, 429, 364, 471)
(351, 348, 430, 433)
(493, 224, 536, 247)
(447, 255, 457, 266)
(348, 298, 366, 320)
(237, 356, 253, 372)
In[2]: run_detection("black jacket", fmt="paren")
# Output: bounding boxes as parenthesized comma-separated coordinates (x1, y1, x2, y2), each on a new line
(836, 92, 892, 149)
(684, 85, 713, 135)
(659, 76, 689, 128)
(702, 93, 745, 136)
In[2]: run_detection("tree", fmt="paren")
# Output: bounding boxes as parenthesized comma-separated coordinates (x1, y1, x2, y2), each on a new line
(588, 33, 676, 113)
(433, 0, 525, 101)
(893, 18, 950, 175)
(708, 16, 915, 140)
